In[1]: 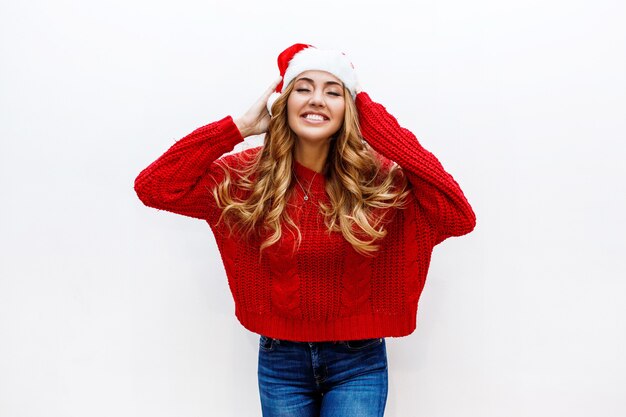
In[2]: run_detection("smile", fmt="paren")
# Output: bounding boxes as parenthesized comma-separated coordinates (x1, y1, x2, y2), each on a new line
(301, 113, 329, 123)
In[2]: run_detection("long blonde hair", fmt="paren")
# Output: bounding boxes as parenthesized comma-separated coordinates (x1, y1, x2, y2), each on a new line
(212, 80, 412, 257)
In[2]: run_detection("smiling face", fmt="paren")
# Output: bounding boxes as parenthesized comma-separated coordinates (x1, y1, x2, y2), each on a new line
(286, 70, 346, 145)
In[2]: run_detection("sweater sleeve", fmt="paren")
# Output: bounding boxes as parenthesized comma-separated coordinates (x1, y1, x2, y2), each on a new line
(134, 115, 245, 221)
(355, 92, 476, 245)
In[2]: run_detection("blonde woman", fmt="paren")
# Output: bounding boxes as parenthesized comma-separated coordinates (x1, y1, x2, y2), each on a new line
(134, 43, 476, 417)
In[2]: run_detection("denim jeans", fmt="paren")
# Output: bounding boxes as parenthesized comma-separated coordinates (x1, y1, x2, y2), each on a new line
(257, 335, 388, 417)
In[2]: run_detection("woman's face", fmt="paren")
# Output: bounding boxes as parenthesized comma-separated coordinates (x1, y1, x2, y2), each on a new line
(286, 70, 346, 144)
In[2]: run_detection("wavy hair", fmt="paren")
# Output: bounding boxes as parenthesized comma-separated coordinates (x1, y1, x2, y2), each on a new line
(211, 80, 412, 258)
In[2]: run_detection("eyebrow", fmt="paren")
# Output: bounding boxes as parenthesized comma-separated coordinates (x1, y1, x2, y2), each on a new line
(295, 77, 343, 87)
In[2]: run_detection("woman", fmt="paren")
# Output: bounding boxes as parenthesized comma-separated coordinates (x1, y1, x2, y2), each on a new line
(134, 43, 476, 417)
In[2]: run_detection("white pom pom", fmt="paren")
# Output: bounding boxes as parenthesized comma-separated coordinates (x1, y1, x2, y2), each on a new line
(267, 92, 281, 116)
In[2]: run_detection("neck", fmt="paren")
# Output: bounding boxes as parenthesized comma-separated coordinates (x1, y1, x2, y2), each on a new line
(294, 139, 330, 174)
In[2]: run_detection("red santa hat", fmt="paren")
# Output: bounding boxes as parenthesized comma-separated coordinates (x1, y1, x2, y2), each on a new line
(266, 43, 358, 115)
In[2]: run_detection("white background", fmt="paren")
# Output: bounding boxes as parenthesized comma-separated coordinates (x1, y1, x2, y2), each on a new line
(1, 0, 625, 416)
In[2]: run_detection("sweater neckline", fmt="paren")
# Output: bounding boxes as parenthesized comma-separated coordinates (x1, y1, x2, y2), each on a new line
(293, 159, 325, 192)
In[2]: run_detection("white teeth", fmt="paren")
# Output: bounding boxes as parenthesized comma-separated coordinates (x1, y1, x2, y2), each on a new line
(304, 114, 325, 121)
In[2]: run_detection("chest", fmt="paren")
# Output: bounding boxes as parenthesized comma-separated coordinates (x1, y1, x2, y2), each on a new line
(271, 195, 351, 266)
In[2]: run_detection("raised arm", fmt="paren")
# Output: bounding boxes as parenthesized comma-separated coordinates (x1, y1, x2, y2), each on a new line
(355, 91, 476, 245)
(134, 77, 283, 222)
(134, 117, 245, 220)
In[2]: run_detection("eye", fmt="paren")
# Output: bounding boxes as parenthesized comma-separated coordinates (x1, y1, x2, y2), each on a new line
(296, 88, 310, 92)
(328, 92, 341, 96)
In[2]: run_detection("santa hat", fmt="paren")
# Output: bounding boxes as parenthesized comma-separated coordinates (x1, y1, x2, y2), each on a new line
(266, 43, 358, 115)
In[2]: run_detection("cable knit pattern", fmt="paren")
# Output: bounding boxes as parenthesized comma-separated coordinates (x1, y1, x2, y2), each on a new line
(134, 94, 476, 342)
(265, 231, 303, 318)
(340, 244, 373, 317)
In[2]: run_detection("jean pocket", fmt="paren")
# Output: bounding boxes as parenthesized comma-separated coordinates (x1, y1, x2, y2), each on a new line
(342, 337, 383, 351)
(259, 335, 275, 352)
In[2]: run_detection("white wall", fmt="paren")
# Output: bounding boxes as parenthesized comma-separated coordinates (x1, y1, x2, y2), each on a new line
(1, 0, 624, 416)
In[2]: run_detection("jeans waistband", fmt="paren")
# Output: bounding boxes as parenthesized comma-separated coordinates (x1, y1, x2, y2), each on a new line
(263, 336, 383, 345)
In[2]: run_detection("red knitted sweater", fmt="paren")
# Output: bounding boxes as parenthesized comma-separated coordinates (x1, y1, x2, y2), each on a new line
(134, 92, 476, 342)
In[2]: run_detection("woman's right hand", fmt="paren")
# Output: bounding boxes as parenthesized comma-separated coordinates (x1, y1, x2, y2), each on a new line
(234, 76, 282, 138)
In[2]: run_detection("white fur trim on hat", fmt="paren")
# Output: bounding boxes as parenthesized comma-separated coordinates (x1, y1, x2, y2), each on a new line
(282, 48, 357, 97)
(266, 91, 281, 115)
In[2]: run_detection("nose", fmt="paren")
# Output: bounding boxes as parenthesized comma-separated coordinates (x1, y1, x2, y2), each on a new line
(308, 89, 326, 107)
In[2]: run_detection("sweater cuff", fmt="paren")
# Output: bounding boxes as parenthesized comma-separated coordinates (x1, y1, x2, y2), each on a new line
(185, 115, 246, 157)
(355, 91, 373, 108)
(224, 115, 245, 142)
(206, 115, 245, 146)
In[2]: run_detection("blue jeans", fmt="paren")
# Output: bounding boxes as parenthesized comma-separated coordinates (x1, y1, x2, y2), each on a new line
(257, 335, 388, 417)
